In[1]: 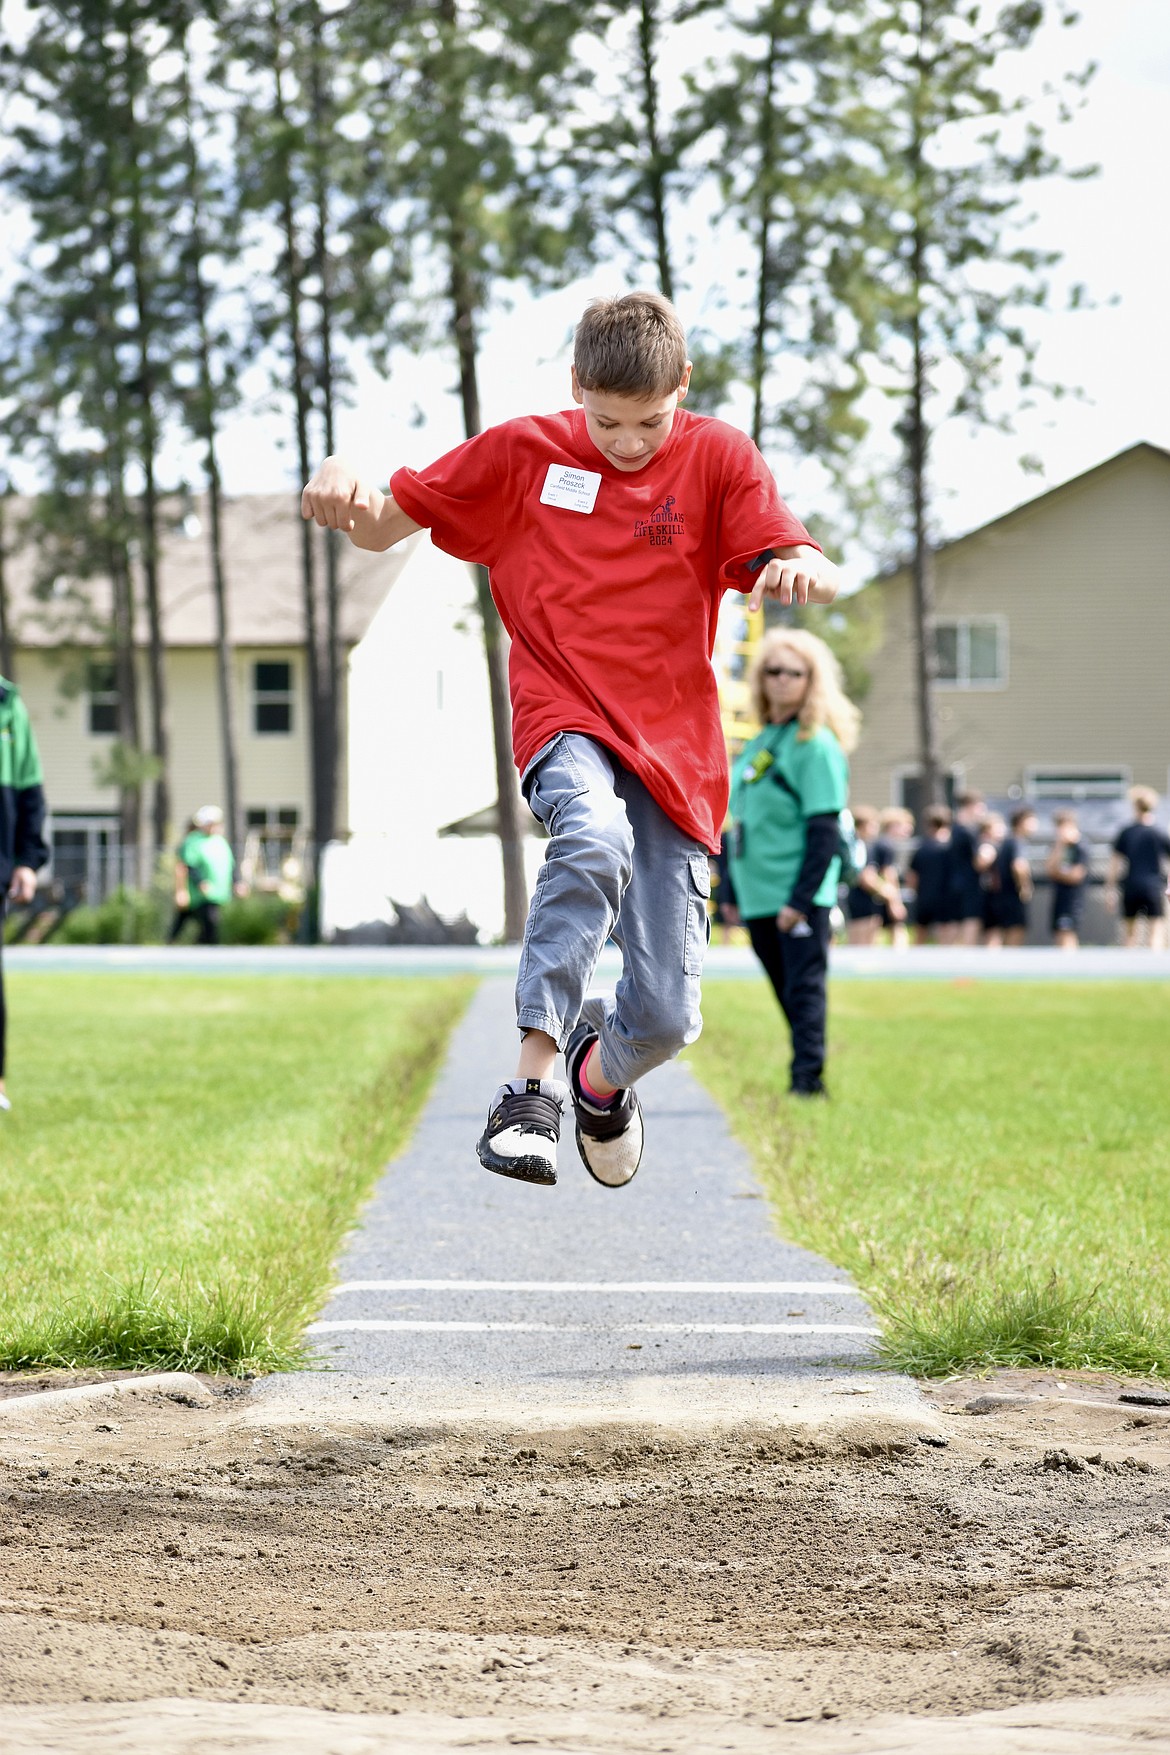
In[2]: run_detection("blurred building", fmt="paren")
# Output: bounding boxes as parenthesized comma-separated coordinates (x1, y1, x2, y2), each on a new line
(849, 443, 1170, 818)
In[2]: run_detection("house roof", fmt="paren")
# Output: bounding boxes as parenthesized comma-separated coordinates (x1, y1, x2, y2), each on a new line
(871, 442, 1170, 586)
(0, 492, 413, 649)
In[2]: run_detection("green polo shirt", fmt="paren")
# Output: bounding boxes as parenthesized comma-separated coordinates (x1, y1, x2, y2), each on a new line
(179, 830, 235, 906)
(728, 719, 849, 919)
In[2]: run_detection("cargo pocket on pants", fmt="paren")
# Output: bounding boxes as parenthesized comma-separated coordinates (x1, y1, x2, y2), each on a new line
(521, 732, 590, 837)
(683, 852, 712, 977)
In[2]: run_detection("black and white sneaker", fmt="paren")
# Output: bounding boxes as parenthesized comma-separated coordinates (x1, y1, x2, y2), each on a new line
(563, 1004, 644, 1189)
(476, 1078, 568, 1186)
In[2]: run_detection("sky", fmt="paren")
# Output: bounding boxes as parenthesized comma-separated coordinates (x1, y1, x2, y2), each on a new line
(4, 1, 1169, 591)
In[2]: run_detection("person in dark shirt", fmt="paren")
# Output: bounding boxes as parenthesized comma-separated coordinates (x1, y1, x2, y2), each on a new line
(908, 805, 955, 944)
(878, 806, 914, 948)
(845, 804, 902, 945)
(1108, 785, 1170, 949)
(984, 806, 1037, 948)
(947, 792, 986, 945)
(1045, 809, 1090, 951)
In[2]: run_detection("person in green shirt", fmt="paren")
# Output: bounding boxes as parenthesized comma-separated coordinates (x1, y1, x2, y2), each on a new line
(726, 629, 858, 1096)
(169, 805, 236, 945)
(0, 677, 48, 1112)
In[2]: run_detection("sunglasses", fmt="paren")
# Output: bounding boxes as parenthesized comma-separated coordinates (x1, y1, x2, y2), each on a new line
(764, 665, 807, 679)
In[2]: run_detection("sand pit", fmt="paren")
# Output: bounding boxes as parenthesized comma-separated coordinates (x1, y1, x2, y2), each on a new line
(1, 1367, 1169, 1751)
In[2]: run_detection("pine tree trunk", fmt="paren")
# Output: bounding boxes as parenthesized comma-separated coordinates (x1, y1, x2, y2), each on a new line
(448, 242, 529, 944)
(906, 44, 942, 817)
(433, 0, 528, 943)
(907, 303, 941, 813)
(750, 32, 779, 450)
(181, 44, 243, 857)
(637, 0, 674, 301)
(309, 5, 340, 846)
(205, 474, 241, 857)
(125, 28, 171, 853)
(107, 507, 142, 857)
(272, 11, 326, 898)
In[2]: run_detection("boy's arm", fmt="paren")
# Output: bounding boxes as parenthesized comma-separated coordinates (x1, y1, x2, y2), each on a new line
(302, 457, 422, 552)
(746, 545, 839, 612)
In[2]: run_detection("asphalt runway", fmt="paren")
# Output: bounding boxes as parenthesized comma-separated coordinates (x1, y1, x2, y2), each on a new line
(295, 977, 878, 1392)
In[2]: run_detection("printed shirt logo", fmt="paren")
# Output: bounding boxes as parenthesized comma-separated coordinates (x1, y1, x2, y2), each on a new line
(633, 494, 685, 546)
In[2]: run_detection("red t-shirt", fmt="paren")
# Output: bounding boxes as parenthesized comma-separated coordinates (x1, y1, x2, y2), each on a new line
(389, 407, 815, 852)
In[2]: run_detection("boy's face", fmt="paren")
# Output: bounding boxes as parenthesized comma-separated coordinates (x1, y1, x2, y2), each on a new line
(571, 364, 692, 472)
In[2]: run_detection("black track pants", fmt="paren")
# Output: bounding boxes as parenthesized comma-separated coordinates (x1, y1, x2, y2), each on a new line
(746, 907, 832, 1093)
(170, 901, 222, 945)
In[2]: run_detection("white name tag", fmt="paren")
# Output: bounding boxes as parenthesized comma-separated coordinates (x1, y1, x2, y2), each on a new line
(539, 463, 601, 514)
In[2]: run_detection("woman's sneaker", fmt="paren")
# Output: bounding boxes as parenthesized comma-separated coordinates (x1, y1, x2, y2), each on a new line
(563, 1013, 644, 1189)
(476, 1078, 568, 1186)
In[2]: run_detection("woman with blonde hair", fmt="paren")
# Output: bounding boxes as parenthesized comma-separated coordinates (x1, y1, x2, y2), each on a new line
(726, 628, 858, 1095)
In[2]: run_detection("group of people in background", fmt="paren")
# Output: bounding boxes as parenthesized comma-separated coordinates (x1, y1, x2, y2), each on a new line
(843, 787, 1170, 953)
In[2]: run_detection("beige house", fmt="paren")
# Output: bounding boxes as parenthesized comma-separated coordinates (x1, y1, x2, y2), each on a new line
(849, 443, 1170, 814)
(1, 494, 410, 892)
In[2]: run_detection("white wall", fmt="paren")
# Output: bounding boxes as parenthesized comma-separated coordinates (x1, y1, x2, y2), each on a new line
(334, 535, 545, 941)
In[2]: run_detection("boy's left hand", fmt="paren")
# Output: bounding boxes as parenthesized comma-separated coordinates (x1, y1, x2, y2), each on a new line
(748, 546, 838, 612)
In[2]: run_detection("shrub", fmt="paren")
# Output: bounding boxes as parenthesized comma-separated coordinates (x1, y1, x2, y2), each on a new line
(219, 892, 297, 945)
(53, 886, 169, 945)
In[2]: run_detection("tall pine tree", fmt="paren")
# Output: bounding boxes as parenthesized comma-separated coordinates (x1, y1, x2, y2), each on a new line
(355, 0, 594, 941)
(838, 0, 1091, 809)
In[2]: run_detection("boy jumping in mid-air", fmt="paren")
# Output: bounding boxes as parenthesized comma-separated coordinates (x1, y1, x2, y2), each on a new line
(302, 292, 839, 1189)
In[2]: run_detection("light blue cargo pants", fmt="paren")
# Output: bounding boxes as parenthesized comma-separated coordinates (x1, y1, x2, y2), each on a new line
(515, 732, 711, 1089)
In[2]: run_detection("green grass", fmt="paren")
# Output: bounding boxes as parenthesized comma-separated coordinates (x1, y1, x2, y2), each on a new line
(0, 974, 473, 1374)
(690, 980, 1170, 1378)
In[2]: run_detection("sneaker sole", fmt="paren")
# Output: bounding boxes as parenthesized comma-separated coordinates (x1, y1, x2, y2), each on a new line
(475, 1132, 558, 1187)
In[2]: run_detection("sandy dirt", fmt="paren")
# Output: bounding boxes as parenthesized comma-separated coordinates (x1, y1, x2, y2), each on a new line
(1, 1366, 1169, 1752)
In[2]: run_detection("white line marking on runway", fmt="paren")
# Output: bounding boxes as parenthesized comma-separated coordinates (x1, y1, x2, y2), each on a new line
(307, 1320, 879, 1335)
(330, 1280, 865, 1296)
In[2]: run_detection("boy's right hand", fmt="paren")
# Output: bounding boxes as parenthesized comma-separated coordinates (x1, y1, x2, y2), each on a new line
(301, 457, 376, 532)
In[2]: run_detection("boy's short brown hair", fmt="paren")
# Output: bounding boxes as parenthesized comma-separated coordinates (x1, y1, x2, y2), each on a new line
(573, 292, 688, 398)
(1129, 784, 1158, 815)
(925, 804, 952, 831)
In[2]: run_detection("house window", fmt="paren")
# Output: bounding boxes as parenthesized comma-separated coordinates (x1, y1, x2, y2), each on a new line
(87, 661, 119, 735)
(244, 806, 300, 883)
(253, 660, 293, 734)
(245, 805, 299, 843)
(934, 617, 1006, 688)
(894, 768, 961, 825)
(48, 813, 121, 902)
